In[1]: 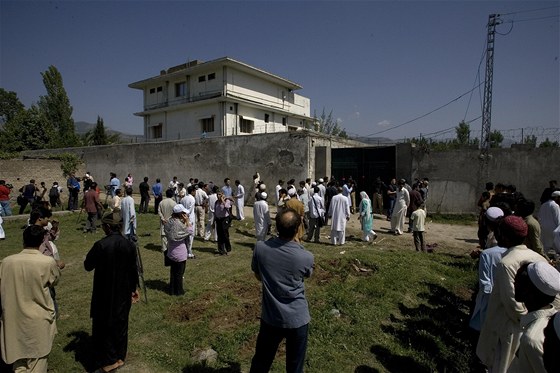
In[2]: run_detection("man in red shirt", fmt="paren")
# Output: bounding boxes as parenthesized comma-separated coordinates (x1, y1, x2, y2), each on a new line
(83, 182, 103, 233)
(0, 180, 12, 216)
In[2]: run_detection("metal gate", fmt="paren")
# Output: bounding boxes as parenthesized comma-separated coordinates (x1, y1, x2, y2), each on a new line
(331, 146, 396, 206)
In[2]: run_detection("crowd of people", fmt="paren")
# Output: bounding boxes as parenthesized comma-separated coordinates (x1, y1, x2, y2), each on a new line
(3, 170, 559, 373)
(470, 180, 560, 373)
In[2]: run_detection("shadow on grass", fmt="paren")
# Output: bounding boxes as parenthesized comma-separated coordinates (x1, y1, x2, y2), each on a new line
(63, 330, 95, 372)
(456, 237, 479, 244)
(370, 282, 479, 373)
(354, 365, 380, 373)
(236, 242, 256, 250)
(234, 228, 255, 239)
(144, 279, 169, 292)
(144, 243, 162, 252)
(181, 361, 241, 372)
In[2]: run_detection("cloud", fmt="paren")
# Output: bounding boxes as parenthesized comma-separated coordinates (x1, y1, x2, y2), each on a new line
(377, 120, 391, 127)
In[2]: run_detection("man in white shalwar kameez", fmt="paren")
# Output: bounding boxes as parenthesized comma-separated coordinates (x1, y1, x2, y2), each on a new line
(390, 180, 410, 235)
(204, 186, 219, 242)
(328, 187, 350, 245)
(234, 180, 245, 221)
(121, 188, 136, 239)
(476, 216, 547, 373)
(538, 191, 560, 255)
(253, 192, 271, 241)
(181, 186, 196, 258)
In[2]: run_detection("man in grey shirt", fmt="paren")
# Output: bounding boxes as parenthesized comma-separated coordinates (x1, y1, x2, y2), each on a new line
(250, 208, 314, 373)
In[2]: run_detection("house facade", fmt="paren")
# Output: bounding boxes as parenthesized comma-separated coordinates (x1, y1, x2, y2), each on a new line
(129, 57, 313, 141)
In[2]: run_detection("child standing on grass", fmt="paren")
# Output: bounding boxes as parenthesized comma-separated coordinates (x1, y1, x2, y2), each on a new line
(410, 203, 426, 252)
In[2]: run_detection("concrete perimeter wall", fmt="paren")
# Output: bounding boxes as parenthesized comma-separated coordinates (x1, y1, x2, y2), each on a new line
(5, 133, 556, 214)
(18, 131, 364, 200)
(407, 145, 560, 214)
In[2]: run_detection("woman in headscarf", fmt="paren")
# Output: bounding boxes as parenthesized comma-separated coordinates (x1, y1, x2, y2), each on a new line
(164, 204, 192, 295)
(359, 191, 378, 242)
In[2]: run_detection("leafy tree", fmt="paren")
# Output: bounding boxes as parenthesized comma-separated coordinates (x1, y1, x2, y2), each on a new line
(539, 138, 560, 148)
(0, 88, 25, 123)
(313, 108, 348, 138)
(0, 105, 55, 152)
(524, 135, 538, 145)
(455, 121, 470, 145)
(38, 65, 79, 148)
(489, 130, 504, 148)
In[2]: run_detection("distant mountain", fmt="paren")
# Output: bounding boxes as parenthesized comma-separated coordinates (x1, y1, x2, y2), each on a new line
(74, 121, 144, 142)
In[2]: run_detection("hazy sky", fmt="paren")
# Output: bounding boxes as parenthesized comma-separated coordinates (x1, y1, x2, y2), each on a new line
(1, 1, 558, 140)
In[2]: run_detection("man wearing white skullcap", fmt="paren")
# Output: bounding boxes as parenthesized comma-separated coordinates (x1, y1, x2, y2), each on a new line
(508, 261, 560, 372)
(253, 192, 271, 241)
(477, 216, 548, 373)
(285, 188, 305, 242)
(470, 208, 507, 332)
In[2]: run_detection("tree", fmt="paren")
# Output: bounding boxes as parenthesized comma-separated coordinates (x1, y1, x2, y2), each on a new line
(524, 135, 538, 145)
(539, 138, 560, 148)
(83, 116, 120, 146)
(313, 108, 348, 138)
(90, 116, 108, 145)
(0, 105, 55, 152)
(455, 121, 470, 145)
(0, 88, 25, 124)
(38, 65, 79, 148)
(489, 130, 503, 148)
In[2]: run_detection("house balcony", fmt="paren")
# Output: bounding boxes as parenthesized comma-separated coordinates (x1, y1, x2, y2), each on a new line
(144, 90, 223, 111)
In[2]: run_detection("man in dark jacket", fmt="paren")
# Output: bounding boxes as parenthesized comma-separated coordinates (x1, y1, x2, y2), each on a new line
(84, 209, 139, 372)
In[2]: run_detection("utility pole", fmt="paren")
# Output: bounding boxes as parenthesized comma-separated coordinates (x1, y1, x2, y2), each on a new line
(479, 14, 501, 182)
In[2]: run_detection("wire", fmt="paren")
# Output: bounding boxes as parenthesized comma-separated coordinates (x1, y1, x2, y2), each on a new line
(464, 39, 488, 121)
(501, 14, 560, 23)
(500, 5, 560, 16)
(365, 82, 484, 137)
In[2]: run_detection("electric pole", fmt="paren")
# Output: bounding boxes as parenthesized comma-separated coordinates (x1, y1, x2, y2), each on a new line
(479, 14, 501, 182)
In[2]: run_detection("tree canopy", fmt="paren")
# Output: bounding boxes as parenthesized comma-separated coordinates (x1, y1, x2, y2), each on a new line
(38, 65, 79, 148)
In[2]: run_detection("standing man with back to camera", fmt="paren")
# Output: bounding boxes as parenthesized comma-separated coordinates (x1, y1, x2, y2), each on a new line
(250, 208, 314, 373)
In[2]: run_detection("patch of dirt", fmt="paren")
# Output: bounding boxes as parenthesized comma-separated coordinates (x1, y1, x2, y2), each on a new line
(167, 278, 261, 331)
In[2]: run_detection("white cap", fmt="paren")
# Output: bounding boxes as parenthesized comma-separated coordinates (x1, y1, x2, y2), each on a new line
(318, 178, 324, 183)
(173, 204, 188, 214)
(259, 183, 266, 191)
(260, 192, 267, 200)
(527, 261, 560, 296)
(552, 190, 560, 198)
(486, 207, 504, 222)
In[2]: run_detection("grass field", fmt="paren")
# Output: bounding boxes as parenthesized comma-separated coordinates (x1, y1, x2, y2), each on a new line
(0, 209, 480, 373)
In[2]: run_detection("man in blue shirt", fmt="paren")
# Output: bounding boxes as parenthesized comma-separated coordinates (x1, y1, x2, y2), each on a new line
(222, 178, 233, 198)
(152, 178, 163, 214)
(250, 208, 314, 373)
(109, 172, 120, 198)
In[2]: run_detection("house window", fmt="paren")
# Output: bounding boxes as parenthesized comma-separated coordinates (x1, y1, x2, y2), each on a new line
(201, 117, 214, 133)
(152, 124, 163, 139)
(175, 82, 186, 97)
(208, 73, 216, 80)
(240, 118, 254, 134)
(149, 88, 155, 94)
(156, 86, 162, 92)
(282, 117, 287, 126)
(264, 114, 270, 123)
(198, 75, 206, 82)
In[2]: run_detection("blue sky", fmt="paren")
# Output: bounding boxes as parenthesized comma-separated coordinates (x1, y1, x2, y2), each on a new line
(1, 1, 558, 140)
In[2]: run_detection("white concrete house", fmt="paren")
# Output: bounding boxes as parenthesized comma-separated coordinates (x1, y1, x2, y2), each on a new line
(129, 57, 312, 141)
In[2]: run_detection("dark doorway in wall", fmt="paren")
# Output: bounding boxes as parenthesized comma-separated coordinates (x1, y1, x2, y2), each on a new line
(331, 146, 396, 211)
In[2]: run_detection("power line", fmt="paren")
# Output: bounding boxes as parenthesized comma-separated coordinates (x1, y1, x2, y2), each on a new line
(500, 5, 560, 16)
(365, 82, 484, 137)
(502, 14, 560, 23)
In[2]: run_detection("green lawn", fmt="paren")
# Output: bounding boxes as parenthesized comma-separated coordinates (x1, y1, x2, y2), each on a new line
(0, 210, 479, 373)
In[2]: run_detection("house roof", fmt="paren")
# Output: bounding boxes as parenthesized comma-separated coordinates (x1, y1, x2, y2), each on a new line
(129, 57, 303, 90)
